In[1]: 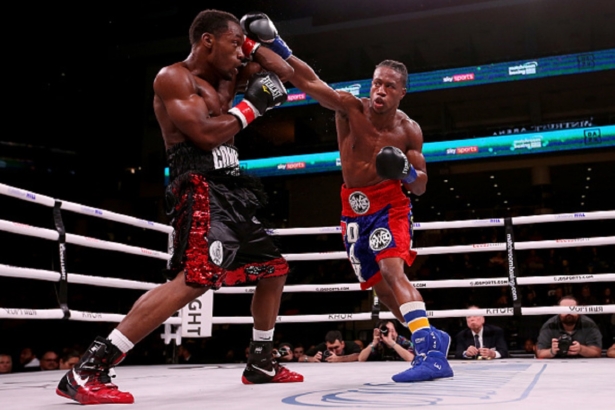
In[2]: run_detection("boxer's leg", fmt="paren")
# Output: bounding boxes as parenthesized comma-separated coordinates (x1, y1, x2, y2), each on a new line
(117, 273, 208, 343)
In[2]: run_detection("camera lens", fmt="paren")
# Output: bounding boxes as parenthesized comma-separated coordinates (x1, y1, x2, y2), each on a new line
(379, 325, 389, 336)
(558, 334, 572, 356)
(322, 350, 333, 360)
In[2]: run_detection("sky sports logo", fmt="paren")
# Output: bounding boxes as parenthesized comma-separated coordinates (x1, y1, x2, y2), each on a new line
(287, 93, 306, 102)
(446, 146, 479, 155)
(443, 73, 475, 83)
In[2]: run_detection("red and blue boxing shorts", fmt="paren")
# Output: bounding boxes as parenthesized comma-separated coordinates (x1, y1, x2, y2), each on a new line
(165, 172, 288, 289)
(340, 180, 417, 290)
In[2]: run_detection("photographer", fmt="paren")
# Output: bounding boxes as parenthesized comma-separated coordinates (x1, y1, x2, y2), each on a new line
(273, 342, 295, 362)
(301, 331, 361, 363)
(536, 295, 602, 359)
(358, 320, 414, 362)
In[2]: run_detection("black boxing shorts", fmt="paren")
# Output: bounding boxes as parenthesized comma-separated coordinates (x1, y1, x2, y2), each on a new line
(164, 172, 288, 289)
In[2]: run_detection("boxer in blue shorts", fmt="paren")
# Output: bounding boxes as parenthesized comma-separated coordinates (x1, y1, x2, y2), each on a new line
(341, 180, 416, 290)
(241, 13, 454, 382)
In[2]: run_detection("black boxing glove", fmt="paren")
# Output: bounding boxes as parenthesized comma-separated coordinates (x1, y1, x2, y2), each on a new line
(228, 72, 288, 129)
(376, 146, 417, 183)
(240, 12, 292, 60)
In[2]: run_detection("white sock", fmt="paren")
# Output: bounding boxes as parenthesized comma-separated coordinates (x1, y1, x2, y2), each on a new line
(108, 329, 134, 353)
(253, 328, 274, 341)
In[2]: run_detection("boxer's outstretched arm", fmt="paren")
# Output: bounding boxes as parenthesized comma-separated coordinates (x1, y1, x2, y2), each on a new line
(237, 46, 294, 92)
(287, 55, 356, 112)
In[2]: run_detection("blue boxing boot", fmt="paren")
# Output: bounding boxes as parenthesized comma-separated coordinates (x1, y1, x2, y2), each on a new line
(392, 327, 453, 383)
(431, 326, 452, 357)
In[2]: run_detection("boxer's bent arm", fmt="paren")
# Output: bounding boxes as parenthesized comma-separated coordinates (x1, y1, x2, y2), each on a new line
(154, 66, 241, 151)
(287, 55, 352, 112)
(401, 121, 428, 196)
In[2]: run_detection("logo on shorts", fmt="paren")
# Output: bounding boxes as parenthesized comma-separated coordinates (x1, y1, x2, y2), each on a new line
(369, 228, 392, 251)
(209, 241, 224, 266)
(349, 192, 370, 214)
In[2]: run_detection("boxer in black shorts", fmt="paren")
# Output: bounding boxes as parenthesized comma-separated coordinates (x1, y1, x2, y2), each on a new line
(164, 141, 288, 288)
(56, 10, 302, 405)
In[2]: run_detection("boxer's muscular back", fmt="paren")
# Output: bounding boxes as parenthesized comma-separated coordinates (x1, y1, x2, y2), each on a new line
(337, 98, 419, 189)
(153, 62, 237, 151)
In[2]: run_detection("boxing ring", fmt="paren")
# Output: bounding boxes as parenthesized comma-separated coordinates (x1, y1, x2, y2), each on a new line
(1, 182, 614, 409)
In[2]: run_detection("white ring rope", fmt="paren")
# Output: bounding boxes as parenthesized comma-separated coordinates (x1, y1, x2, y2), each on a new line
(0, 264, 159, 290)
(266, 211, 615, 235)
(209, 304, 615, 324)
(0, 307, 181, 324)
(0, 219, 169, 260)
(2, 216, 613, 261)
(1, 181, 614, 332)
(0, 183, 171, 233)
(3, 261, 612, 293)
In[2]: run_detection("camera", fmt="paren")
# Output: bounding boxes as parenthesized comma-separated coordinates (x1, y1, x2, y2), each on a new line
(278, 346, 291, 358)
(557, 334, 573, 356)
(322, 350, 333, 360)
(379, 324, 389, 336)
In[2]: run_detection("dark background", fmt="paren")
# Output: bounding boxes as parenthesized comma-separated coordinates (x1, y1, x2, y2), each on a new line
(1, 0, 614, 366)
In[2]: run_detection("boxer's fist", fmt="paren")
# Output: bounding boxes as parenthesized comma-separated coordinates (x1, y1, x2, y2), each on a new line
(376, 146, 417, 183)
(240, 12, 278, 43)
(245, 72, 287, 113)
(228, 72, 288, 129)
(240, 12, 292, 59)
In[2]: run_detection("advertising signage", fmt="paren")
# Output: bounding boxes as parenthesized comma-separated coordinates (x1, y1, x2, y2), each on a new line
(233, 49, 614, 107)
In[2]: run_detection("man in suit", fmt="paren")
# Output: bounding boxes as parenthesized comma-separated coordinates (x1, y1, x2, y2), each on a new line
(455, 306, 509, 359)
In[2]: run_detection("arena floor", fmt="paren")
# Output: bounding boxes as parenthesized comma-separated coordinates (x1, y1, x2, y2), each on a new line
(1, 359, 613, 409)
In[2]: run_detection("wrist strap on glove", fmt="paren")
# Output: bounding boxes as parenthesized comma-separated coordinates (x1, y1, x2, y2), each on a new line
(242, 38, 261, 60)
(269, 37, 292, 60)
(402, 165, 418, 184)
(228, 100, 259, 129)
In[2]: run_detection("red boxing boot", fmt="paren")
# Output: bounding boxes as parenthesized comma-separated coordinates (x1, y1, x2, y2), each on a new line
(56, 336, 134, 404)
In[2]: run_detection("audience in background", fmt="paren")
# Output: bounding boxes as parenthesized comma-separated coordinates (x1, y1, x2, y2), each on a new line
(292, 344, 305, 362)
(275, 342, 294, 362)
(301, 330, 361, 363)
(1, 224, 612, 366)
(59, 350, 81, 370)
(358, 320, 414, 362)
(0, 353, 13, 374)
(454, 306, 509, 359)
(177, 342, 198, 364)
(39, 350, 59, 371)
(523, 338, 537, 356)
(536, 295, 602, 359)
(18, 347, 40, 372)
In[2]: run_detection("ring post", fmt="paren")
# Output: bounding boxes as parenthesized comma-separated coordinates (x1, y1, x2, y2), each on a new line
(52, 200, 70, 320)
(505, 217, 522, 316)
